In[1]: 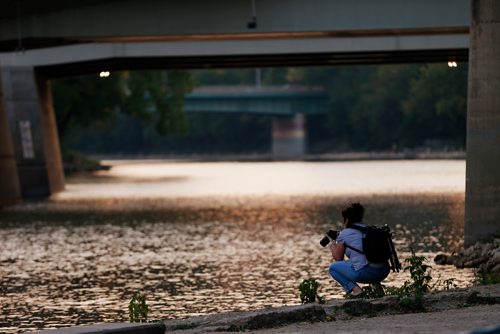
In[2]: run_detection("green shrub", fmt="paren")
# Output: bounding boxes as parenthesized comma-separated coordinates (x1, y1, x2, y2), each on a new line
(129, 293, 149, 323)
(401, 251, 432, 296)
(361, 283, 386, 299)
(475, 268, 500, 285)
(299, 278, 325, 304)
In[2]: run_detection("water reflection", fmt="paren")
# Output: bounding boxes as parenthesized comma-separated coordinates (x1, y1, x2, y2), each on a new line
(0, 161, 474, 333)
(56, 160, 465, 198)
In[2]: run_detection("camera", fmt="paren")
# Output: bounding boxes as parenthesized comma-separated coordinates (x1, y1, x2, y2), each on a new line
(320, 229, 339, 247)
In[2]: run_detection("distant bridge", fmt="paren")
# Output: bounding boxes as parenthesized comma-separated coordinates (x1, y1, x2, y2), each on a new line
(185, 86, 328, 115)
(185, 85, 329, 158)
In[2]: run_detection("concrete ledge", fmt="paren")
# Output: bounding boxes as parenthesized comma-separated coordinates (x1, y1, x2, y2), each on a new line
(27, 323, 165, 334)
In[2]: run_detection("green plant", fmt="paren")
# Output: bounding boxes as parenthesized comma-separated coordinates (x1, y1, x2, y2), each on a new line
(361, 283, 386, 299)
(401, 251, 432, 295)
(298, 278, 325, 304)
(129, 293, 149, 323)
(475, 268, 500, 285)
(355, 252, 434, 310)
(442, 277, 458, 290)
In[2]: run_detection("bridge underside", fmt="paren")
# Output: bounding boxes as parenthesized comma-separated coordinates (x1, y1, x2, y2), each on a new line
(36, 48, 469, 79)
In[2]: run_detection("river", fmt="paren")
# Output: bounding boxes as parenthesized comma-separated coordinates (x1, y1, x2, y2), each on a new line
(0, 160, 475, 332)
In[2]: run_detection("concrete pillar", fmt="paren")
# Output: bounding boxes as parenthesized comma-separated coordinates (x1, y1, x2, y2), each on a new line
(0, 67, 22, 205)
(465, 0, 500, 245)
(272, 113, 306, 159)
(0, 66, 64, 198)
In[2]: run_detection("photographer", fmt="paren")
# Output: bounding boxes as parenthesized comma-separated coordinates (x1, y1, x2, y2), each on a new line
(327, 203, 390, 297)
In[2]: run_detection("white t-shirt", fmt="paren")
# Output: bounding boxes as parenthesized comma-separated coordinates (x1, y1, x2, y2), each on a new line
(336, 223, 369, 271)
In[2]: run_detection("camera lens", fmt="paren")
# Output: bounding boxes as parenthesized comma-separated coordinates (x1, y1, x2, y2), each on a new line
(327, 230, 338, 240)
(320, 235, 330, 247)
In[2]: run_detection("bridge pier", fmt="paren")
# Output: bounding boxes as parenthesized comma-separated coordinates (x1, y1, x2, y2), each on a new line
(0, 66, 64, 198)
(0, 68, 21, 205)
(272, 114, 306, 159)
(465, 0, 500, 245)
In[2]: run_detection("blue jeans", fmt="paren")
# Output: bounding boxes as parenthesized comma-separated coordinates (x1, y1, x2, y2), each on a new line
(329, 261, 390, 293)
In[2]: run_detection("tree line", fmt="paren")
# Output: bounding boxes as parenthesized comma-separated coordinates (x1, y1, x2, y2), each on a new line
(53, 63, 467, 156)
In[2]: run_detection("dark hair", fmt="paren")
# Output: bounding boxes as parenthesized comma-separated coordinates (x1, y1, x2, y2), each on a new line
(342, 202, 364, 225)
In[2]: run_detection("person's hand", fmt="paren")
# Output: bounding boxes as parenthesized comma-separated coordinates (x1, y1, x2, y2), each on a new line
(328, 241, 336, 253)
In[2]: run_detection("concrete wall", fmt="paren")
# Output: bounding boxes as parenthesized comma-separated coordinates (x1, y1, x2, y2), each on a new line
(465, 0, 500, 245)
(0, 67, 21, 205)
(0, 67, 64, 198)
(272, 114, 306, 159)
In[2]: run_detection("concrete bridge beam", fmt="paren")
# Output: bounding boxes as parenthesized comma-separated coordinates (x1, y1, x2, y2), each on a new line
(272, 114, 306, 159)
(0, 66, 64, 198)
(465, 0, 500, 245)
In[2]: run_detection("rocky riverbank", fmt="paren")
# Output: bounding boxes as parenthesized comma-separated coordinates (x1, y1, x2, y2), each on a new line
(434, 240, 500, 278)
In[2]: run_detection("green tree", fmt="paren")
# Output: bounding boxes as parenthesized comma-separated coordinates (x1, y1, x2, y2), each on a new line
(52, 73, 124, 141)
(350, 64, 419, 150)
(301, 66, 377, 150)
(52, 70, 194, 142)
(402, 64, 467, 148)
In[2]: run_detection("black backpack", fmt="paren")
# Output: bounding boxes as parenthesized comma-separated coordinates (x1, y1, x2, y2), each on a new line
(345, 224, 401, 272)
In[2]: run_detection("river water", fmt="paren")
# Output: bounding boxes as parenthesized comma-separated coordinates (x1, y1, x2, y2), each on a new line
(0, 160, 476, 332)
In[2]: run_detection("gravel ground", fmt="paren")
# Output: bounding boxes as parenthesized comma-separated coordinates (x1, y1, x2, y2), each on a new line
(246, 304, 500, 334)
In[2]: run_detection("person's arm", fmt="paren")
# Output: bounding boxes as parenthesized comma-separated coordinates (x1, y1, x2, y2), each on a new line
(329, 241, 346, 261)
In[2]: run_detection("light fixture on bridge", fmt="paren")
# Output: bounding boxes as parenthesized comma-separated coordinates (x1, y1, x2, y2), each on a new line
(447, 57, 458, 68)
(99, 71, 111, 78)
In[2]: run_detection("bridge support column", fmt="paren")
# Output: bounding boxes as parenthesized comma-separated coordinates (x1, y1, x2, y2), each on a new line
(272, 114, 306, 159)
(0, 68, 21, 205)
(465, 0, 500, 245)
(0, 66, 64, 198)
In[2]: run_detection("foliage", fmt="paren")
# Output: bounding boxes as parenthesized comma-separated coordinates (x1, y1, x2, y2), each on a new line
(401, 64, 467, 148)
(357, 251, 434, 302)
(52, 73, 124, 140)
(61, 147, 107, 173)
(52, 70, 194, 143)
(298, 278, 325, 304)
(65, 112, 271, 155)
(475, 268, 500, 285)
(400, 251, 433, 295)
(129, 293, 149, 323)
(360, 283, 386, 299)
(441, 277, 458, 290)
(353, 251, 443, 311)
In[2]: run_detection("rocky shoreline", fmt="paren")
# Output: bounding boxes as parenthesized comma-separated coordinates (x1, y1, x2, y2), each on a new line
(434, 240, 500, 276)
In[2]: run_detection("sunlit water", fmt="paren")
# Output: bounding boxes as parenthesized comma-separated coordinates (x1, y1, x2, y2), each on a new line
(0, 160, 475, 333)
(58, 160, 465, 198)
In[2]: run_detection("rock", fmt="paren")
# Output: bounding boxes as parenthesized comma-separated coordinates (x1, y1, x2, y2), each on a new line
(434, 253, 451, 265)
(484, 248, 500, 274)
(434, 242, 500, 275)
